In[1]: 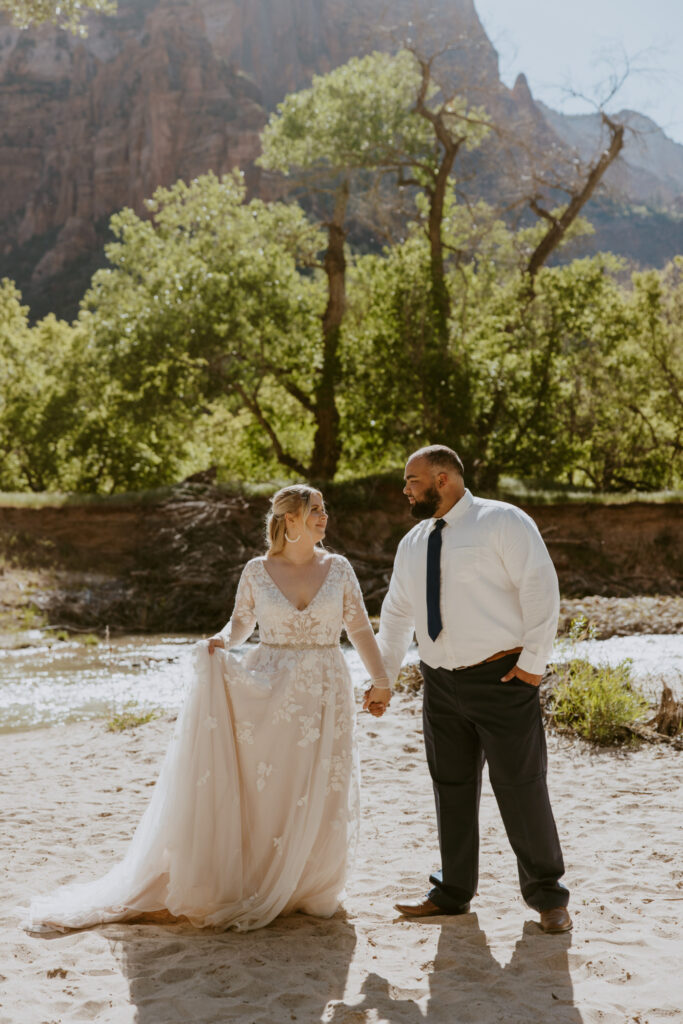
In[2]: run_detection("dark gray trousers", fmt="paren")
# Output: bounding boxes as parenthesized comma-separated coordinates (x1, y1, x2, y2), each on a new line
(421, 653, 568, 913)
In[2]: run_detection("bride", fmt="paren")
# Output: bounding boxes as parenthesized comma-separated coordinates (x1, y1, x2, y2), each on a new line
(25, 485, 392, 933)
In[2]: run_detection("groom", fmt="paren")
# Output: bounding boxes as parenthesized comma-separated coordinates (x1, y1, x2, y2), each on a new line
(372, 445, 571, 933)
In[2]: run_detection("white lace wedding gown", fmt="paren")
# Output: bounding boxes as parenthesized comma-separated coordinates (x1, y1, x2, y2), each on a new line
(25, 554, 387, 933)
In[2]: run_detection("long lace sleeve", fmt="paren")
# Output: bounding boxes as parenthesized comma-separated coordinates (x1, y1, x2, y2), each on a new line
(217, 561, 258, 649)
(341, 558, 391, 687)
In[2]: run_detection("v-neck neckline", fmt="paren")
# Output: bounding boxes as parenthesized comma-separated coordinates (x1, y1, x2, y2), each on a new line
(260, 556, 335, 613)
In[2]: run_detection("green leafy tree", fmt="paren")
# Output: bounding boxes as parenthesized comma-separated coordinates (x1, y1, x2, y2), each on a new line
(259, 49, 434, 479)
(340, 202, 532, 483)
(0, 0, 115, 34)
(259, 47, 632, 484)
(342, 224, 682, 492)
(465, 254, 682, 491)
(259, 48, 493, 474)
(586, 260, 683, 490)
(74, 172, 328, 490)
(483, 256, 632, 488)
(401, 53, 490, 334)
(0, 279, 80, 490)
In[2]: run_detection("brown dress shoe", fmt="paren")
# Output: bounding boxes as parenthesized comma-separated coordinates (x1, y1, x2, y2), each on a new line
(394, 896, 469, 918)
(539, 907, 572, 933)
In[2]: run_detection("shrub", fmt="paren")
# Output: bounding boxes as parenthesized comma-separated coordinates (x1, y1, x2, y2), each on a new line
(549, 658, 649, 745)
(392, 663, 424, 694)
(566, 614, 598, 642)
(106, 701, 160, 732)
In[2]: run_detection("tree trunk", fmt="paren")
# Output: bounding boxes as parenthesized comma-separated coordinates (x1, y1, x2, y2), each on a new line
(423, 148, 473, 446)
(470, 460, 500, 493)
(412, 59, 472, 444)
(427, 152, 457, 337)
(309, 179, 348, 481)
(413, 58, 460, 341)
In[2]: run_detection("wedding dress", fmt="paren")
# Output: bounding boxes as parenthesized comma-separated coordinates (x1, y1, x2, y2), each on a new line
(24, 554, 388, 933)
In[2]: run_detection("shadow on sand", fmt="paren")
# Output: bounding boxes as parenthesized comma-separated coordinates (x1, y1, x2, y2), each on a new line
(104, 911, 580, 1023)
(107, 910, 357, 1024)
(330, 913, 581, 1024)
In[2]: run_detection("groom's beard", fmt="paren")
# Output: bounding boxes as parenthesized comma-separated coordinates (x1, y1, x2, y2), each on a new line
(410, 485, 440, 520)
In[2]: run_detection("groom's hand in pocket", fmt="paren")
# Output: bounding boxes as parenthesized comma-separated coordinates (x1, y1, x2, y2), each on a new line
(500, 664, 542, 686)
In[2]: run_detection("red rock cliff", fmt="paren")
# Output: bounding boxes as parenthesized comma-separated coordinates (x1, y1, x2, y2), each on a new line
(0, 0, 514, 316)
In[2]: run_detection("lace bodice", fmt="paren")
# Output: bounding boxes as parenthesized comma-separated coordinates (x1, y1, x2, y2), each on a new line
(219, 555, 389, 684)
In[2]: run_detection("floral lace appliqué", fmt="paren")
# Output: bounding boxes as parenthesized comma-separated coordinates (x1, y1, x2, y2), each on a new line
(272, 696, 304, 725)
(297, 714, 322, 747)
(256, 762, 273, 791)
(235, 721, 255, 745)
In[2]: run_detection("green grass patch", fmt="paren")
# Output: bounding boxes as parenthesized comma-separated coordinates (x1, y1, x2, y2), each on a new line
(40, 628, 99, 644)
(493, 476, 682, 506)
(18, 605, 47, 630)
(0, 492, 73, 508)
(0, 487, 179, 509)
(2, 474, 678, 509)
(549, 658, 650, 745)
(106, 701, 161, 732)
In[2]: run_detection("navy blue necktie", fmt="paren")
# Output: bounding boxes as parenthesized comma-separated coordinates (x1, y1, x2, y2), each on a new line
(426, 518, 446, 641)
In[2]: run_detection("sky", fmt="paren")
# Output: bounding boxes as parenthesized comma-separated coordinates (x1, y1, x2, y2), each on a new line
(474, 0, 683, 144)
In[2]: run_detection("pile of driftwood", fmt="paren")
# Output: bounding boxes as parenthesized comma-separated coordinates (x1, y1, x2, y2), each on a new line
(627, 686, 683, 749)
(557, 595, 682, 638)
(133, 488, 267, 632)
(41, 483, 398, 632)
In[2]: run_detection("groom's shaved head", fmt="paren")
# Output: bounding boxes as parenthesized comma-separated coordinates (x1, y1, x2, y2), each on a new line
(408, 445, 464, 479)
(404, 445, 465, 519)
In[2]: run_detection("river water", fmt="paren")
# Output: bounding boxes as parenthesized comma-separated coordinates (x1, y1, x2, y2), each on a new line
(0, 633, 681, 734)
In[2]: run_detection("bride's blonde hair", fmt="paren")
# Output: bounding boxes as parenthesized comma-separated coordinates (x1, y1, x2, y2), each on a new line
(266, 485, 319, 556)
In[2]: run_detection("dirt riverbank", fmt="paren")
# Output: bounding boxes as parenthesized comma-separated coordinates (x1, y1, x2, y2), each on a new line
(0, 483, 680, 634)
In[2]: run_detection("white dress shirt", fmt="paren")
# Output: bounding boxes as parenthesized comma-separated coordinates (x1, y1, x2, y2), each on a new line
(377, 489, 560, 682)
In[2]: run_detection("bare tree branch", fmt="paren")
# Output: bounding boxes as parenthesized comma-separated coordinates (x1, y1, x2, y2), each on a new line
(526, 113, 625, 282)
(233, 382, 307, 477)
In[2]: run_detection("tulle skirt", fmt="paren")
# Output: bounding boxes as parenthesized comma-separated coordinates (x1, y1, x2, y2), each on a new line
(23, 641, 359, 933)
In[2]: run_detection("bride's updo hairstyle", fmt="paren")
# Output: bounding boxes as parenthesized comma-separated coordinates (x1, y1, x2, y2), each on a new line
(266, 485, 319, 556)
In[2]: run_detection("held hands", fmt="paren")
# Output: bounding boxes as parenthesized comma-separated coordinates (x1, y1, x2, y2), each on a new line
(500, 665, 542, 687)
(208, 636, 225, 656)
(362, 684, 392, 717)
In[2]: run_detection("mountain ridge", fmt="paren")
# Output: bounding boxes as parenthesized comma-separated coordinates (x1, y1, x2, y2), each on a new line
(538, 102, 683, 212)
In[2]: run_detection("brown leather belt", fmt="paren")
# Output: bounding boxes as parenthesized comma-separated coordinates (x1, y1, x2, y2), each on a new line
(455, 646, 523, 671)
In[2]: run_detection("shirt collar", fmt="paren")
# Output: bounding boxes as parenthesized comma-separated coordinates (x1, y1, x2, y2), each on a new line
(436, 488, 473, 528)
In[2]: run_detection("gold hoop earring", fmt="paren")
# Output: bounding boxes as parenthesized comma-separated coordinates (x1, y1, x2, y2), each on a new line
(285, 532, 301, 543)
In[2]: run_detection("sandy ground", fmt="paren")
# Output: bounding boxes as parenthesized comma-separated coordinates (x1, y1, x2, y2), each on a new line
(1, 694, 682, 1024)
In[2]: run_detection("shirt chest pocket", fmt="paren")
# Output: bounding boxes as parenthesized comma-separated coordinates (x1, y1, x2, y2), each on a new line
(445, 545, 487, 583)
